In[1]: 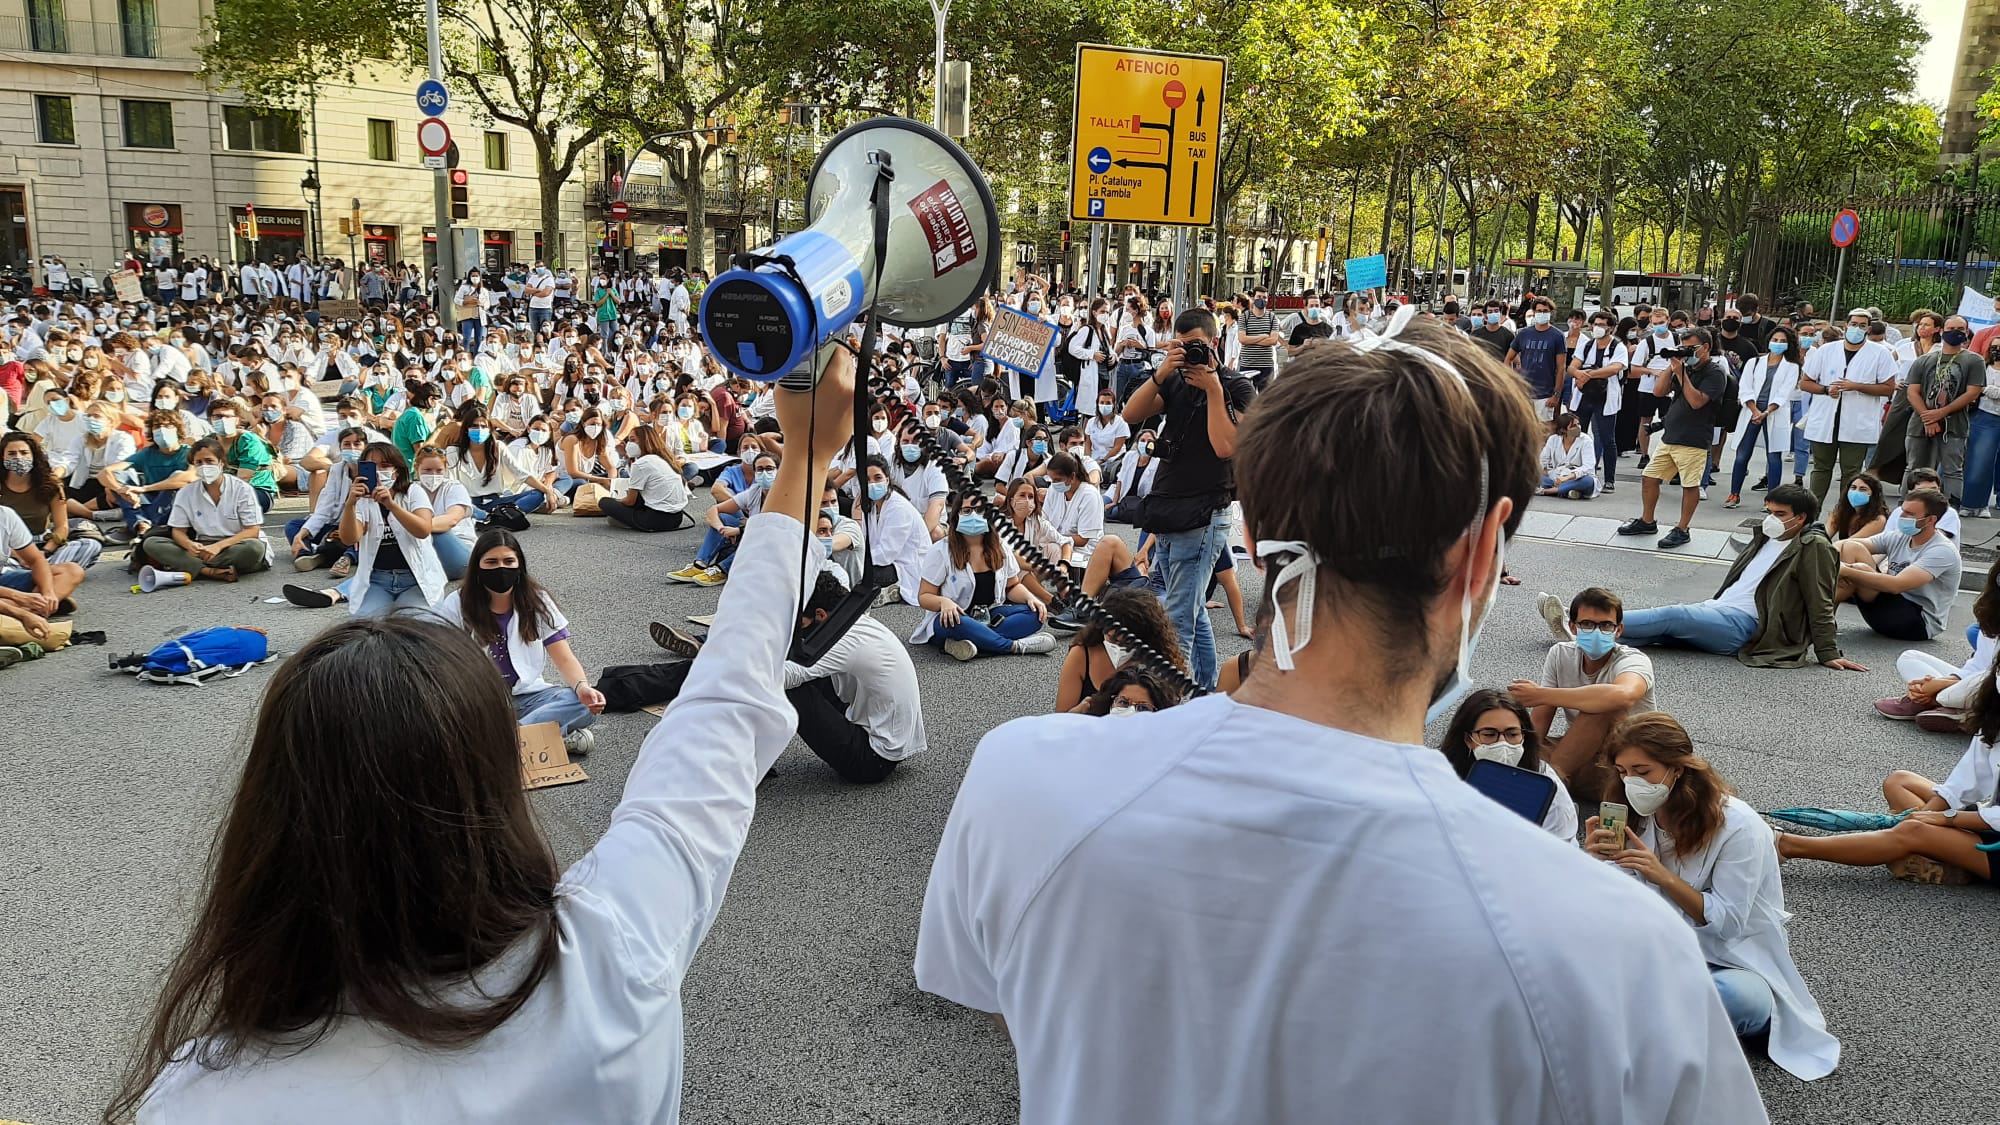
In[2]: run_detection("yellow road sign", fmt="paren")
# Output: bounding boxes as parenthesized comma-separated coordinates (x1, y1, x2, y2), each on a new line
(1069, 44, 1228, 227)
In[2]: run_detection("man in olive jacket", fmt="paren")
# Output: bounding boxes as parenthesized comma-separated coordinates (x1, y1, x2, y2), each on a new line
(1611, 484, 1869, 671)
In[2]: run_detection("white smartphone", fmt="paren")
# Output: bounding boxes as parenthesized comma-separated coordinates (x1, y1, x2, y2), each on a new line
(1597, 802, 1629, 853)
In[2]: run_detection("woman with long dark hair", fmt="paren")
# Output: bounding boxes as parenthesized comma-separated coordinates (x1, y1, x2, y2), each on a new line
(1827, 471, 1887, 543)
(1436, 688, 1576, 839)
(281, 441, 444, 613)
(1587, 712, 1837, 1080)
(910, 491, 1054, 662)
(440, 527, 604, 755)
(109, 339, 857, 1125)
(1056, 585, 1182, 713)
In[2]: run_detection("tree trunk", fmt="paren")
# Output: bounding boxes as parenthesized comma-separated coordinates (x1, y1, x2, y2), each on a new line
(1522, 193, 1541, 292)
(1461, 179, 1479, 296)
(1485, 198, 1512, 288)
(1378, 153, 1403, 257)
(1597, 157, 1616, 297)
(1114, 223, 1133, 290)
(535, 134, 566, 268)
(682, 139, 711, 276)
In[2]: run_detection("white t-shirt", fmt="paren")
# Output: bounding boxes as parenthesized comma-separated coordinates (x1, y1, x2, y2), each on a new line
(916, 696, 1766, 1125)
(0, 505, 33, 557)
(1539, 642, 1656, 723)
(627, 454, 690, 513)
(1083, 414, 1129, 461)
(1711, 535, 1786, 617)
(1041, 480, 1104, 567)
(782, 614, 926, 761)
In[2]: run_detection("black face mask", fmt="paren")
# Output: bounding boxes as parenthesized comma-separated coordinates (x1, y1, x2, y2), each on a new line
(476, 565, 522, 593)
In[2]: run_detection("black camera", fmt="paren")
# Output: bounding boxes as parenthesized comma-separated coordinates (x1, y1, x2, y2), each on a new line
(1149, 435, 1180, 461)
(1657, 346, 1695, 359)
(1179, 339, 1213, 369)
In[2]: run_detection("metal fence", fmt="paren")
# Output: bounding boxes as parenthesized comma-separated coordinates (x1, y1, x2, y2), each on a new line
(1741, 178, 2000, 319)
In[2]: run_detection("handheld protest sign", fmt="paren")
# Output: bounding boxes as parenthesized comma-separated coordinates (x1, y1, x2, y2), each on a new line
(519, 721, 588, 790)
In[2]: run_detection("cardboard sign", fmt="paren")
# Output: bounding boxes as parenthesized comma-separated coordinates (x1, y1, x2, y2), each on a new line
(983, 303, 1057, 378)
(519, 721, 588, 790)
(111, 270, 144, 303)
(320, 299, 363, 320)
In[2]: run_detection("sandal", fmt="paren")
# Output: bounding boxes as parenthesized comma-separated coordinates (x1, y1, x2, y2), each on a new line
(282, 584, 343, 609)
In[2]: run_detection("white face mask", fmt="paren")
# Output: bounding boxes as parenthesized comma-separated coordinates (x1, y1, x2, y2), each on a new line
(1108, 701, 1139, 718)
(419, 472, 447, 491)
(1471, 741, 1525, 768)
(583, 423, 603, 438)
(195, 462, 224, 484)
(527, 429, 550, 446)
(1103, 640, 1131, 668)
(1760, 513, 1790, 540)
(1623, 773, 1675, 817)
(625, 441, 642, 459)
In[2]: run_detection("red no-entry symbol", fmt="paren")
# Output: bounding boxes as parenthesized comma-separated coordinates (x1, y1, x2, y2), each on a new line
(1830, 209, 1859, 248)
(1162, 80, 1186, 109)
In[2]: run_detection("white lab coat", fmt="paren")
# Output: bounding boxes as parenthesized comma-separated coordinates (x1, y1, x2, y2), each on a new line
(916, 695, 1768, 1124)
(1733, 356, 1800, 447)
(141, 514, 810, 1124)
(1802, 341, 1898, 444)
(345, 491, 447, 615)
(1537, 433, 1598, 496)
(436, 588, 571, 695)
(864, 489, 933, 607)
(1932, 734, 2000, 830)
(907, 536, 1020, 645)
(1638, 796, 1839, 1081)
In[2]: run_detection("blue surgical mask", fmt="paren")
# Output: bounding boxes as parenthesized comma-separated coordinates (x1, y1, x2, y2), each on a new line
(817, 535, 835, 556)
(1845, 325, 1866, 345)
(1768, 340, 1788, 354)
(339, 447, 362, 464)
(1098, 402, 1114, 415)
(1031, 439, 1048, 456)
(956, 513, 989, 536)
(867, 481, 889, 501)
(467, 427, 489, 444)
(1576, 628, 1617, 660)
(1652, 323, 1670, 336)
(1485, 312, 1501, 325)
(754, 469, 776, 489)
(900, 443, 922, 463)
(1896, 514, 1921, 536)
(1846, 488, 1871, 509)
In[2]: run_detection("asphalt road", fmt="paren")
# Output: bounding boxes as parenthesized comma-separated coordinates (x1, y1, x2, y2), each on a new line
(4, 483, 1999, 1125)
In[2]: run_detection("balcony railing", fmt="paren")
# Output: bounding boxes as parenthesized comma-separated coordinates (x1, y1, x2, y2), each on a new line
(587, 180, 748, 214)
(0, 15, 201, 59)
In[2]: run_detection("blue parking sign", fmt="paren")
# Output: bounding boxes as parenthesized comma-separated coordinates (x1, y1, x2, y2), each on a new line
(1088, 197, 1105, 218)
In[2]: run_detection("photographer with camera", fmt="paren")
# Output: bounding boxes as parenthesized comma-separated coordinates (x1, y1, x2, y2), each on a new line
(1902, 314, 1985, 503)
(1617, 328, 1733, 549)
(1120, 309, 1254, 688)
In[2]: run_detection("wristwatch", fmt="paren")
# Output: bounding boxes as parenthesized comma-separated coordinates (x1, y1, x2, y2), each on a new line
(1944, 809, 1959, 821)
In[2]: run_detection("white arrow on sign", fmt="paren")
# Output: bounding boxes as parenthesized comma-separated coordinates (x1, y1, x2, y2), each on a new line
(417, 117, 452, 157)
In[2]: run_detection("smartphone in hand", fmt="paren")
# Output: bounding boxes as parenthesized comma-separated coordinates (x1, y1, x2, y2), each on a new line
(355, 460, 379, 493)
(1597, 801, 1629, 853)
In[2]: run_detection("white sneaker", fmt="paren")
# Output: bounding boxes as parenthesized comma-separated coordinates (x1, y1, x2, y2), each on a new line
(563, 728, 595, 756)
(942, 638, 979, 662)
(1012, 631, 1058, 655)
(1536, 592, 1572, 642)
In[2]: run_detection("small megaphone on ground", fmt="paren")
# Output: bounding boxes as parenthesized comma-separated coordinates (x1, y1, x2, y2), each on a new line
(699, 117, 1000, 388)
(132, 565, 193, 593)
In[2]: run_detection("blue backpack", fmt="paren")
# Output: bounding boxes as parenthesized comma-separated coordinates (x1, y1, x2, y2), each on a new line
(118, 626, 274, 685)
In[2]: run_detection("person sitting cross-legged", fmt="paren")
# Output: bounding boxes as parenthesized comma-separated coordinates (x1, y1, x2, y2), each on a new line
(1875, 561, 1999, 732)
(1536, 484, 1866, 672)
(1833, 486, 1963, 642)
(1509, 587, 1656, 805)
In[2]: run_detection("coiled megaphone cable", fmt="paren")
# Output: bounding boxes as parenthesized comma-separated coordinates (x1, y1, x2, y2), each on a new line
(874, 380, 1208, 702)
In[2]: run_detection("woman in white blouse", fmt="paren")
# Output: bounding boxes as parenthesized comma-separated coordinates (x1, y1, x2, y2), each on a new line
(1588, 713, 1838, 1081)
(887, 416, 949, 537)
(860, 458, 935, 606)
(1725, 326, 1802, 509)
(445, 408, 546, 517)
(1437, 689, 1575, 841)
(910, 495, 1055, 661)
(600, 424, 691, 532)
(1536, 412, 1598, 500)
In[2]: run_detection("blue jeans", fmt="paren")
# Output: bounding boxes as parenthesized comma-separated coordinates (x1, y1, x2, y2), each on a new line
(694, 512, 744, 570)
(473, 488, 546, 516)
(431, 532, 470, 581)
(528, 307, 552, 336)
(1710, 966, 1773, 1037)
(460, 318, 484, 350)
(514, 683, 596, 735)
(113, 472, 176, 531)
(1790, 400, 1809, 478)
(1153, 506, 1231, 688)
(355, 567, 430, 616)
(1729, 414, 1785, 496)
(1541, 473, 1594, 498)
(1576, 399, 1617, 486)
(1963, 410, 2000, 509)
(1620, 603, 1758, 655)
(933, 602, 1043, 654)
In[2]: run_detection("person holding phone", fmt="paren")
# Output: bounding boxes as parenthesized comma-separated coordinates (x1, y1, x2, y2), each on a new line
(1439, 688, 1575, 840)
(1585, 712, 1838, 1080)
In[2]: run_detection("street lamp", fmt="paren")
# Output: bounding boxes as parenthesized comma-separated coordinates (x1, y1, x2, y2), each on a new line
(929, 0, 951, 128)
(300, 167, 323, 260)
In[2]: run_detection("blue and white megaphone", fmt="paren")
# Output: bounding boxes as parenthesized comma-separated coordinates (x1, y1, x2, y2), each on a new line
(700, 117, 1000, 387)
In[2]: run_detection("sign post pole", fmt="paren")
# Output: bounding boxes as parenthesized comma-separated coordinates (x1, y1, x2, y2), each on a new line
(1828, 208, 1860, 322)
(421, 0, 454, 325)
(1087, 223, 1105, 297)
(1171, 228, 1189, 317)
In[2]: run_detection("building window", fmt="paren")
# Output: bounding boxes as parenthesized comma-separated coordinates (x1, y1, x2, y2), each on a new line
(368, 118, 396, 161)
(34, 94, 75, 144)
(484, 131, 508, 170)
(25, 0, 68, 50)
(118, 0, 157, 57)
(476, 37, 501, 75)
(222, 105, 303, 153)
(121, 100, 175, 149)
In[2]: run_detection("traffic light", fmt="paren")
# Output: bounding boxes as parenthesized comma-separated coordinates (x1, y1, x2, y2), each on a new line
(450, 169, 469, 221)
(1059, 219, 1071, 253)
